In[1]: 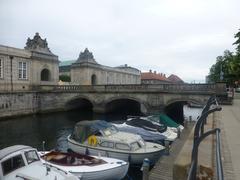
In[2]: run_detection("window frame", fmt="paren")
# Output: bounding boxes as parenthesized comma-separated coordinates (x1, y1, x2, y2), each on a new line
(1, 155, 25, 176)
(100, 141, 114, 148)
(18, 61, 28, 80)
(115, 143, 131, 151)
(24, 150, 40, 165)
(0, 58, 3, 79)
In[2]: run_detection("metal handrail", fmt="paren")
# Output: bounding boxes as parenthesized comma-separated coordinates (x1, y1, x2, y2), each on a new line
(187, 96, 224, 180)
(193, 106, 222, 147)
(200, 95, 219, 135)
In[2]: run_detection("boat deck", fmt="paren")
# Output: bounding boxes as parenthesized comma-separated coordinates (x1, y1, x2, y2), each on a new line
(149, 123, 194, 180)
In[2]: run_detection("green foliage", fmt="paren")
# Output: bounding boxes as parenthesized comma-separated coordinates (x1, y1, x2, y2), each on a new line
(208, 29, 240, 85)
(59, 74, 71, 82)
(233, 29, 240, 55)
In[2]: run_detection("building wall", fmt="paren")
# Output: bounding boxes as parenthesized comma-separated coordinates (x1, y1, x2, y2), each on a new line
(71, 65, 141, 85)
(0, 33, 59, 91)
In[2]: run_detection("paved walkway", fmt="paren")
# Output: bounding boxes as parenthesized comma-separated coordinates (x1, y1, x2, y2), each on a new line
(149, 123, 194, 180)
(218, 99, 240, 180)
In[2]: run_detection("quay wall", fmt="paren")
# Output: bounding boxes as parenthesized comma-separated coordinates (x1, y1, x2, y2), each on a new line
(0, 92, 39, 118)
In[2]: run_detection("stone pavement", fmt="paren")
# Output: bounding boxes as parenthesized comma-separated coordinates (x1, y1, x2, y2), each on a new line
(218, 98, 240, 180)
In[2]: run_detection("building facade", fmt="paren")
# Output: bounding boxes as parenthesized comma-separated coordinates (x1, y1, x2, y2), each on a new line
(70, 48, 141, 85)
(0, 33, 59, 91)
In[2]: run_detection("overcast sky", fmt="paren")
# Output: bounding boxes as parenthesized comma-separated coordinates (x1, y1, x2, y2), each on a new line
(0, 0, 239, 82)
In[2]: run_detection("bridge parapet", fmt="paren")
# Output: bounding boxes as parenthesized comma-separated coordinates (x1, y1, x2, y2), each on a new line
(32, 83, 226, 95)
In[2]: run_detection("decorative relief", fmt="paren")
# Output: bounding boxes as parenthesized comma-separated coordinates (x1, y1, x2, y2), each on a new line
(25, 32, 51, 53)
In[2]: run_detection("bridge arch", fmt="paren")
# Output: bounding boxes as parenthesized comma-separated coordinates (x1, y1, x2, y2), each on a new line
(165, 98, 204, 125)
(104, 96, 147, 115)
(65, 95, 93, 111)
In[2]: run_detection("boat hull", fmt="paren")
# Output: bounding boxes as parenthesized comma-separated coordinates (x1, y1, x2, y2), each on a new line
(39, 152, 129, 180)
(68, 136, 164, 165)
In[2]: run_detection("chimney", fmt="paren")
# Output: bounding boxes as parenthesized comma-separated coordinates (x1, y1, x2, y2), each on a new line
(154, 71, 156, 74)
(149, 70, 152, 73)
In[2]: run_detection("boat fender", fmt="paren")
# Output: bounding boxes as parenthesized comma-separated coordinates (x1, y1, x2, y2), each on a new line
(88, 135, 97, 146)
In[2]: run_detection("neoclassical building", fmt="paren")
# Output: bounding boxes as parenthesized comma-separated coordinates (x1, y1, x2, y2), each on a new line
(0, 33, 59, 91)
(70, 48, 141, 85)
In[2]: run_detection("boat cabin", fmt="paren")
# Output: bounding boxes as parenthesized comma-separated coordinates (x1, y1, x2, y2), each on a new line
(71, 120, 146, 152)
(0, 145, 40, 179)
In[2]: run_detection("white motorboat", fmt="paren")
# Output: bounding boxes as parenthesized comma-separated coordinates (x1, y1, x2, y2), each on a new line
(0, 145, 78, 180)
(67, 120, 165, 165)
(113, 117, 178, 143)
(39, 151, 129, 180)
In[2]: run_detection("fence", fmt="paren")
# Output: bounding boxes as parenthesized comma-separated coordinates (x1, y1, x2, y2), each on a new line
(187, 95, 224, 180)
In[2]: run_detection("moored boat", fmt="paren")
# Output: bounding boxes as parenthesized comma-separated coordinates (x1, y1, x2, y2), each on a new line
(0, 145, 78, 180)
(67, 120, 165, 165)
(113, 117, 177, 143)
(39, 151, 129, 180)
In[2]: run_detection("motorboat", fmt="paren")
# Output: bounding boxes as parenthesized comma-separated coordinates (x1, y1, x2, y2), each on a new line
(146, 114, 184, 133)
(39, 151, 129, 180)
(0, 145, 78, 180)
(67, 120, 165, 165)
(113, 117, 177, 143)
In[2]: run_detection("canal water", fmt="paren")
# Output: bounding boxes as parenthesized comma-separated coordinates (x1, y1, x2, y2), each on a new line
(0, 106, 202, 179)
(0, 110, 144, 179)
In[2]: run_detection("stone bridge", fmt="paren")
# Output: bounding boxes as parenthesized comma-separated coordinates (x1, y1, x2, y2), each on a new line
(33, 83, 226, 123)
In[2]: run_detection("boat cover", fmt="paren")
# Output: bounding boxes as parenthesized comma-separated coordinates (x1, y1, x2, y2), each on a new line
(71, 120, 113, 143)
(114, 124, 166, 143)
(152, 114, 180, 128)
(126, 118, 167, 133)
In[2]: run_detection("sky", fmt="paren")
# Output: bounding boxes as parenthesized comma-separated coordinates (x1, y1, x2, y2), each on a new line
(0, 0, 239, 83)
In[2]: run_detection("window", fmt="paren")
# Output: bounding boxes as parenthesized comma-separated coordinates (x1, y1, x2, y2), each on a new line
(18, 62, 27, 79)
(25, 150, 39, 164)
(1, 155, 25, 175)
(41, 69, 50, 81)
(0, 59, 3, 78)
(115, 143, 130, 151)
(100, 141, 114, 148)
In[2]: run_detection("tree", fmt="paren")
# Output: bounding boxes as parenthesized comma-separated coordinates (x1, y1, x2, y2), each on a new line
(59, 74, 71, 82)
(208, 29, 240, 86)
(233, 29, 240, 55)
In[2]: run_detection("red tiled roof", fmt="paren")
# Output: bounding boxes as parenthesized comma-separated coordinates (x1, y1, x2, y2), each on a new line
(141, 72, 170, 82)
(167, 74, 184, 83)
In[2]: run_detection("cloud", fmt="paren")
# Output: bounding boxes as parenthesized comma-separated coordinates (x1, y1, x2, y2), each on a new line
(0, 0, 239, 82)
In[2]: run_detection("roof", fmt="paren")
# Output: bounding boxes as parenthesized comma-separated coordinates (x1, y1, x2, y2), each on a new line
(141, 72, 170, 82)
(59, 60, 76, 66)
(0, 145, 32, 160)
(167, 74, 184, 83)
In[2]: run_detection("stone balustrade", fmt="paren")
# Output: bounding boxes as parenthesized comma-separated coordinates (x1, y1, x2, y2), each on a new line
(31, 83, 226, 95)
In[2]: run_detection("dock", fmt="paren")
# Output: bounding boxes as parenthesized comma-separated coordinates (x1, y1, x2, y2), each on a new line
(149, 98, 240, 180)
(149, 123, 194, 180)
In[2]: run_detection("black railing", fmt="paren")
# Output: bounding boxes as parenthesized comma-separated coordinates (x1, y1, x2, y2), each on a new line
(187, 96, 224, 180)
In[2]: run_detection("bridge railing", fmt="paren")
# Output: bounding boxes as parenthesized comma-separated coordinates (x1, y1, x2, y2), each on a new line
(31, 83, 226, 94)
(187, 96, 224, 180)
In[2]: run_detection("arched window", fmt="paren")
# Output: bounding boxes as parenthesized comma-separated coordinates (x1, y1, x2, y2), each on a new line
(91, 74, 97, 85)
(41, 69, 50, 81)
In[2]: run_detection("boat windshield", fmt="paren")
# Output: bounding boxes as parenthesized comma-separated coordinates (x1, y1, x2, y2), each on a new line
(130, 142, 141, 151)
(24, 150, 40, 164)
(102, 125, 118, 136)
(138, 139, 145, 147)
